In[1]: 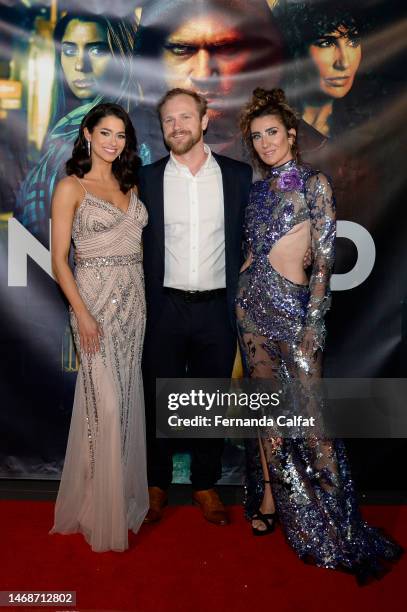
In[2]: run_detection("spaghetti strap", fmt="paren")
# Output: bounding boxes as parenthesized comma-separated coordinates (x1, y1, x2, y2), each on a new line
(73, 175, 87, 194)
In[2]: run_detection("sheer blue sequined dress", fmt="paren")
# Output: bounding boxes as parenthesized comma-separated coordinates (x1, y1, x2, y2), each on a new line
(236, 159, 402, 583)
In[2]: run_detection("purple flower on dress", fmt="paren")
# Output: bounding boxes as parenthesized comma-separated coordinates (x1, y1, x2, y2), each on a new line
(277, 168, 304, 191)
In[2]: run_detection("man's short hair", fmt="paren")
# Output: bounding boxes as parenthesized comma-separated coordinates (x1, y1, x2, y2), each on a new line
(157, 88, 208, 120)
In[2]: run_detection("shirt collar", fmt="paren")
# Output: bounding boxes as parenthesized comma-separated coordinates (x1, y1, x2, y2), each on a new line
(168, 144, 215, 176)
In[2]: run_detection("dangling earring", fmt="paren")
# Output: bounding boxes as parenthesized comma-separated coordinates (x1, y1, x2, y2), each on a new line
(87, 140, 91, 156)
(118, 154, 121, 161)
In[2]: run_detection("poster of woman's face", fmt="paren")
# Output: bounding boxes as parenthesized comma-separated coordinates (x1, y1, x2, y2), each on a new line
(59, 18, 112, 101)
(308, 25, 362, 100)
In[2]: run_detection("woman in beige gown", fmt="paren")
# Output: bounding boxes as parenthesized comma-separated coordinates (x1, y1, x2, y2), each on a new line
(50, 102, 148, 552)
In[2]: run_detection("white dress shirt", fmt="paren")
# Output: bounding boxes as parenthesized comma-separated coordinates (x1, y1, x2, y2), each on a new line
(163, 144, 225, 291)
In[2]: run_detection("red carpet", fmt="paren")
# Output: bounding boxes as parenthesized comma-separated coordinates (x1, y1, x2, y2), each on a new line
(1, 501, 406, 612)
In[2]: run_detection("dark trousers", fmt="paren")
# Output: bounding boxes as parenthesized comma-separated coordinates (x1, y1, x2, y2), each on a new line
(142, 290, 236, 491)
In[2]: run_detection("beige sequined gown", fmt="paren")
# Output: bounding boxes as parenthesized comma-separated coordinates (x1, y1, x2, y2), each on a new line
(50, 181, 149, 552)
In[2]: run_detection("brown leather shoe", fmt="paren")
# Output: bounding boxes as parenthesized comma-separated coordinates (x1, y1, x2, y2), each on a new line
(192, 489, 229, 526)
(144, 486, 168, 523)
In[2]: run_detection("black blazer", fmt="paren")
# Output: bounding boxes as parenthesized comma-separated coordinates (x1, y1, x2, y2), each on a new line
(138, 153, 253, 329)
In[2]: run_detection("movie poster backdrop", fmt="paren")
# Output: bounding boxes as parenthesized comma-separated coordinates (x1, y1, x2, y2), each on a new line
(0, 0, 406, 488)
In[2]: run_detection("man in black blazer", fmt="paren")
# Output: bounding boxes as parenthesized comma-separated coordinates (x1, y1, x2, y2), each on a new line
(138, 88, 252, 525)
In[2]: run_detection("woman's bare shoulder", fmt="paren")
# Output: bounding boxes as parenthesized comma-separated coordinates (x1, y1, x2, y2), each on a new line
(55, 175, 82, 193)
(52, 176, 84, 211)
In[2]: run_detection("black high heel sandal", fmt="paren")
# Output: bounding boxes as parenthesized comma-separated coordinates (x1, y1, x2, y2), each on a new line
(251, 480, 277, 537)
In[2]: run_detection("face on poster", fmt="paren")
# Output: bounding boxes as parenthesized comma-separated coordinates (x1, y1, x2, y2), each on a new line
(135, 0, 283, 124)
(59, 18, 112, 101)
(160, 7, 282, 121)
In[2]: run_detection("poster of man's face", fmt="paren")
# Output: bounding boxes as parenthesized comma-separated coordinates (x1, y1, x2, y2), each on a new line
(135, 0, 283, 126)
(160, 4, 282, 121)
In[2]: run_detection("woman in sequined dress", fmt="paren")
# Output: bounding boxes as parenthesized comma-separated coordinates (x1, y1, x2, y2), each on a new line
(50, 103, 148, 552)
(236, 88, 402, 582)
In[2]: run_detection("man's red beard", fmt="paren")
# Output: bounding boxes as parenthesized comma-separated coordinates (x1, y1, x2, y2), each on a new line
(164, 129, 202, 154)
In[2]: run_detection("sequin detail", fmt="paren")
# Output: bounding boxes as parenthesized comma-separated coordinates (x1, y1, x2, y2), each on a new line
(237, 160, 403, 583)
(51, 189, 149, 552)
(70, 192, 147, 476)
(237, 159, 335, 351)
(75, 253, 142, 268)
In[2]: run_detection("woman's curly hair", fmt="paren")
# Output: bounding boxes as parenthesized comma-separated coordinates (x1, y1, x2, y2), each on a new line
(240, 88, 300, 175)
(66, 103, 141, 192)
